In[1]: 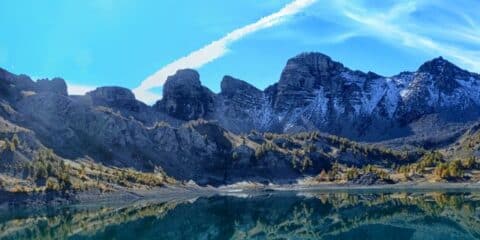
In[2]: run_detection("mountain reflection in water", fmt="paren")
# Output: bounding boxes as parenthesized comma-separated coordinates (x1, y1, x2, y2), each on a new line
(1, 191, 480, 240)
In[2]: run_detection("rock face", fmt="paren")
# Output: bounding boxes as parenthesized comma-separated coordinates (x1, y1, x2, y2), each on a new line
(273, 52, 346, 111)
(35, 78, 68, 96)
(0, 68, 68, 100)
(352, 173, 394, 185)
(220, 76, 263, 99)
(155, 69, 215, 121)
(87, 86, 136, 102)
(275, 53, 480, 140)
(214, 76, 274, 133)
(85, 86, 179, 125)
(267, 53, 399, 138)
(395, 57, 480, 124)
(87, 86, 145, 115)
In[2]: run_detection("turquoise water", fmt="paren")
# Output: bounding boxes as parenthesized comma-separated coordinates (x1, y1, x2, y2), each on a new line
(1, 191, 480, 239)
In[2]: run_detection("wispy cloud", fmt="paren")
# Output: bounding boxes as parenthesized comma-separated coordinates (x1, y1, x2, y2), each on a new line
(330, 0, 480, 72)
(133, 0, 316, 104)
(133, 0, 480, 104)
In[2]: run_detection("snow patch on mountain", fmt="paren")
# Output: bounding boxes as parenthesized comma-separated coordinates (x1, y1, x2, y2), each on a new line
(457, 76, 480, 105)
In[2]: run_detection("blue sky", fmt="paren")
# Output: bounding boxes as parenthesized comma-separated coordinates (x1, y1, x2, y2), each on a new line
(1, 0, 479, 103)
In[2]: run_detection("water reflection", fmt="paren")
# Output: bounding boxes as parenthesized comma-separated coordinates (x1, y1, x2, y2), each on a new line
(1, 191, 480, 239)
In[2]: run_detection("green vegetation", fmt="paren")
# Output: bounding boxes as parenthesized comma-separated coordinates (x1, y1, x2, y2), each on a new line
(3, 126, 480, 193)
(249, 131, 428, 178)
(393, 150, 479, 181)
(460, 130, 480, 151)
(0, 132, 176, 193)
(362, 164, 390, 180)
(1, 146, 174, 193)
(11, 134, 20, 149)
(295, 131, 420, 167)
(345, 167, 359, 181)
(0, 133, 21, 152)
(290, 151, 313, 172)
(434, 160, 464, 179)
(462, 156, 477, 169)
(322, 134, 418, 163)
(419, 151, 443, 168)
(432, 157, 476, 180)
(396, 151, 443, 176)
(255, 142, 277, 159)
(24, 149, 73, 189)
(314, 162, 391, 183)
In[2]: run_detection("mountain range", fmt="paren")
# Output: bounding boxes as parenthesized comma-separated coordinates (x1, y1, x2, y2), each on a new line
(0, 52, 479, 187)
(155, 53, 480, 142)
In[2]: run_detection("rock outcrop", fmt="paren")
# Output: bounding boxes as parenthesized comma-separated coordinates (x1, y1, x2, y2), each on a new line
(87, 86, 136, 102)
(154, 69, 215, 121)
(213, 76, 274, 133)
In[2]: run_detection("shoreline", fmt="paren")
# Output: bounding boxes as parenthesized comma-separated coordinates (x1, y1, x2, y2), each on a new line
(2, 182, 480, 208)
(264, 182, 480, 192)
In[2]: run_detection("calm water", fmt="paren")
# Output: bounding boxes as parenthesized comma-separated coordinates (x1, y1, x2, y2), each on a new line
(1, 191, 480, 240)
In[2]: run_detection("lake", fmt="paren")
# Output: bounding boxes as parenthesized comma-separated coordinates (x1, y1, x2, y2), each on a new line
(1, 191, 480, 239)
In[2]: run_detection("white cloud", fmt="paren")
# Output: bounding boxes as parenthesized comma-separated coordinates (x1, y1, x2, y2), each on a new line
(67, 84, 96, 95)
(331, 0, 480, 72)
(133, 88, 162, 104)
(133, 0, 317, 104)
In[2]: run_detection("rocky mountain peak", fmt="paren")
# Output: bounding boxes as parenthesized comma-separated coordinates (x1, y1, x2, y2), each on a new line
(366, 71, 383, 80)
(273, 52, 346, 111)
(0, 67, 68, 98)
(163, 69, 201, 91)
(87, 86, 136, 102)
(418, 56, 462, 75)
(220, 75, 261, 97)
(286, 52, 338, 68)
(280, 52, 345, 84)
(34, 78, 68, 96)
(277, 52, 349, 91)
(0, 67, 14, 81)
(417, 56, 467, 93)
(156, 69, 214, 120)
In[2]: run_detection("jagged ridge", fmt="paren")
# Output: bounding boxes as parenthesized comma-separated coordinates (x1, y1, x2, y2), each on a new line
(1, 52, 480, 187)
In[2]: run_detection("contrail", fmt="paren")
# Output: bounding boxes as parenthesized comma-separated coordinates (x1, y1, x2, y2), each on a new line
(133, 0, 317, 103)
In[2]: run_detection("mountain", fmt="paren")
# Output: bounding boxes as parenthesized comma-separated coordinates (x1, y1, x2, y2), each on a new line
(153, 53, 480, 143)
(0, 52, 479, 189)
